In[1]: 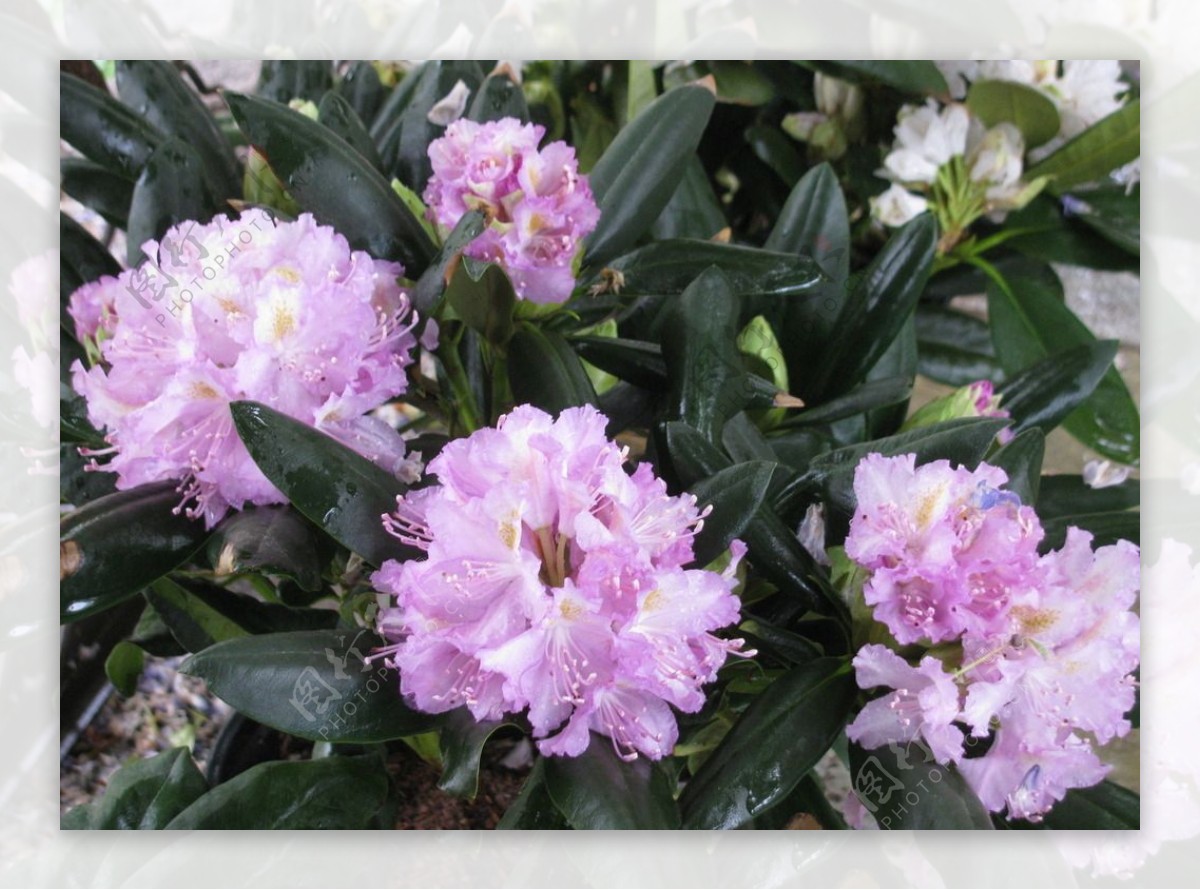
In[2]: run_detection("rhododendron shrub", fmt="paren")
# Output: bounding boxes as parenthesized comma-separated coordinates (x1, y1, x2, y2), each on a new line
(59, 60, 1141, 832)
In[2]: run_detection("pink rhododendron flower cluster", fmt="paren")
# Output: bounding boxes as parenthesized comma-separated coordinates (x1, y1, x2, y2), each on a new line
(844, 453, 1140, 822)
(423, 118, 600, 305)
(70, 210, 420, 527)
(370, 404, 750, 761)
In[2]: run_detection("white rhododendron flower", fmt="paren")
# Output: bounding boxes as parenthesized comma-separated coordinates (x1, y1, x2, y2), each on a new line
(872, 101, 1036, 238)
(883, 101, 972, 184)
(1054, 59, 1128, 140)
(870, 183, 929, 227)
(935, 59, 1129, 156)
(969, 122, 1025, 201)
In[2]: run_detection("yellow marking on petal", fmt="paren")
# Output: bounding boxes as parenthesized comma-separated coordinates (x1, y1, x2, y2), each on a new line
(190, 381, 221, 399)
(498, 521, 519, 550)
(642, 589, 664, 612)
(1012, 605, 1059, 635)
(274, 265, 301, 283)
(272, 302, 296, 340)
(914, 484, 945, 529)
(559, 598, 583, 620)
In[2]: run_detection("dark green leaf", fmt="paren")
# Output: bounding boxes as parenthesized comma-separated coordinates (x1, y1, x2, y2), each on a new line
(689, 461, 775, 566)
(804, 418, 1010, 524)
(497, 759, 569, 829)
(737, 618, 824, 666)
(864, 316, 918, 438)
(60, 157, 133, 228)
(781, 378, 912, 428)
(1038, 780, 1139, 829)
(60, 71, 163, 180)
(1025, 100, 1140, 192)
(680, 658, 855, 829)
(60, 212, 121, 330)
(256, 60, 332, 104)
(394, 61, 485, 192)
(507, 324, 597, 416)
(813, 417, 1010, 477)
(145, 574, 246, 652)
(989, 428, 1045, 505)
(744, 124, 804, 188)
(917, 344, 1006, 387)
(663, 61, 775, 106)
(915, 304, 1004, 387)
(915, 304, 996, 354)
(805, 61, 948, 95)
(810, 214, 937, 399)
(765, 161, 850, 282)
(849, 741, 993, 829)
(337, 61, 385, 127)
(569, 336, 665, 389)
(62, 748, 208, 830)
(966, 79, 1061, 148)
(224, 91, 435, 273)
(569, 93, 617, 173)
(445, 257, 517, 348)
(1036, 475, 1138, 519)
(661, 267, 746, 443)
(181, 629, 436, 742)
(317, 89, 383, 171)
(1065, 183, 1139, 256)
(661, 419, 730, 485)
(125, 138, 223, 266)
(986, 258, 1139, 465)
(437, 709, 518, 798)
(616, 60, 658, 126)
(467, 68, 530, 124)
(1002, 196, 1138, 271)
(104, 640, 145, 697)
(999, 340, 1118, 437)
(115, 60, 240, 197)
(61, 481, 209, 624)
(146, 574, 335, 653)
(768, 172, 854, 388)
(766, 427, 833, 471)
(60, 388, 104, 448)
(603, 239, 824, 300)
(206, 505, 323, 591)
(721, 412, 779, 464)
(1040, 511, 1139, 552)
(649, 155, 726, 241)
(545, 735, 681, 829)
(411, 208, 487, 316)
(165, 754, 388, 829)
(129, 599, 187, 658)
(660, 420, 836, 614)
(369, 62, 426, 166)
(745, 509, 839, 616)
(60, 442, 117, 503)
(585, 83, 716, 266)
(747, 772, 847, 829)
(230, 400, 411, 568)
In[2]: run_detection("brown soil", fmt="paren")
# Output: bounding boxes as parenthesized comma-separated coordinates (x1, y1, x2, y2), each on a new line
(387, 740, 529, 829)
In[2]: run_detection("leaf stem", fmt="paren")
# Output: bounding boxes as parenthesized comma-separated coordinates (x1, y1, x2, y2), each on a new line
(440, 328, 483, 435)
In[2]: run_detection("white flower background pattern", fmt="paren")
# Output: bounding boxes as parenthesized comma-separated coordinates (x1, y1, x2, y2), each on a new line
(2, 0, 1198, 886)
